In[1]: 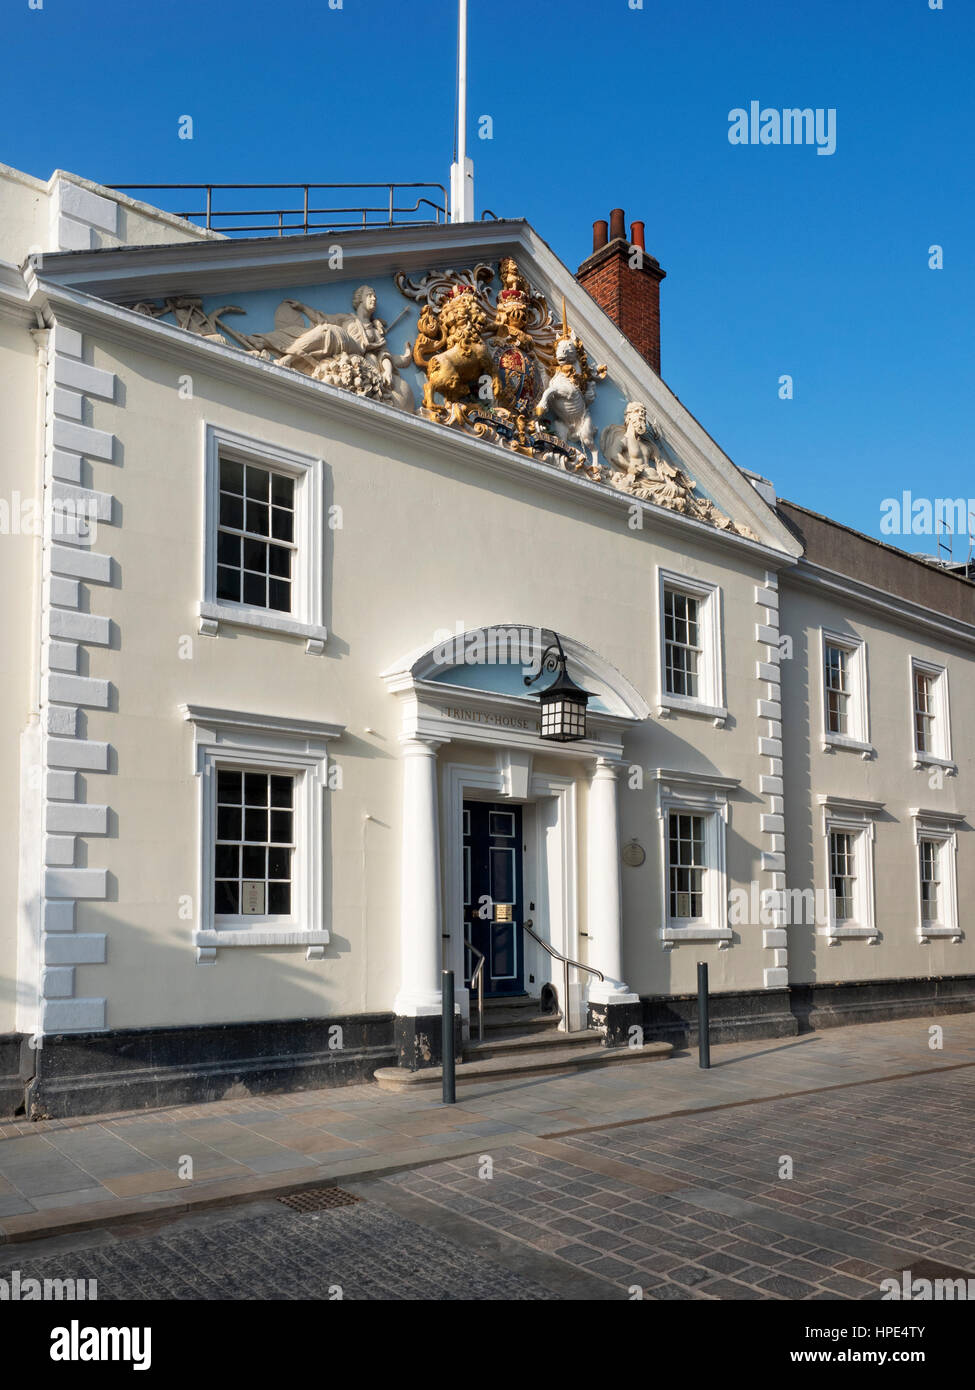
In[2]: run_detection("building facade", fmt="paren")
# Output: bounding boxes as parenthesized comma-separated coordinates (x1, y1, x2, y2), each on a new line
(1, 164, 972, 1119)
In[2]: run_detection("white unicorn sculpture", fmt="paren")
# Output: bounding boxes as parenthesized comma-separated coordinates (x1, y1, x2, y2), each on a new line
(535, 299, 606, 462)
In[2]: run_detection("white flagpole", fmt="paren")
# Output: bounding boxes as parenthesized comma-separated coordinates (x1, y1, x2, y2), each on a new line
(449, 0, 474, 222)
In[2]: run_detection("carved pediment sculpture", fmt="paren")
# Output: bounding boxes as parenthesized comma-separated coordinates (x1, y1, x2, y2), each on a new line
(129, 296, 247, 345)
(131, 286, 758, 541)
(131, 286, 416, 412)
(535, 300, 607, 462)
(600, 400, 759, 540)
(396, 261, 595, 470)
(411, 285, 494, 422)
(600, 400, 661, 474)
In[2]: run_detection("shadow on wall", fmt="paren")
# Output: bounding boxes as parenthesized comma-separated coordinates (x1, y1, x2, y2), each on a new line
(3, 893, 397, 1122)
(618, 716, 763, 1000)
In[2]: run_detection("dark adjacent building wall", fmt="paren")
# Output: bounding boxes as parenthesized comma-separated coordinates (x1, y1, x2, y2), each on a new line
(778, 500, 975, 624)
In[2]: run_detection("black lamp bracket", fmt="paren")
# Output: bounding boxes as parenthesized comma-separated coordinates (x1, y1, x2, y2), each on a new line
(524, 633, 568, 688)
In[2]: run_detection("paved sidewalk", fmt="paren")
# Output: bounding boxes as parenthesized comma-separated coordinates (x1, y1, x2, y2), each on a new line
(2, 1013, 973, 1245)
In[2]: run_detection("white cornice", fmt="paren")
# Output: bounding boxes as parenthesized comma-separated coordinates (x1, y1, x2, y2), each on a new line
(28, 219, 530, 298)
(652, 768, 741, 792)
(817, 794, 885, 817)
(909, 807, 966, 827)
(0, 258, 36, 323)
(180, 704, 345, 743)
(785, 559, 975, 651)
(24, 274, 797, 565)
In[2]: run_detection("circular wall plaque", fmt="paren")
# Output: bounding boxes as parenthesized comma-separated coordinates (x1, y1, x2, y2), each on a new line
(621, 839, 646, 868)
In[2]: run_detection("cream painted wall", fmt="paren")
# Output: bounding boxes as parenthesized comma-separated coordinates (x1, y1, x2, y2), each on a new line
(0, 166, 47, 264)
(61, 322, 782, 1029)
(0, 164, 218, 264)
(0, 316, 41, 1032)
(779, 581, 975, 985)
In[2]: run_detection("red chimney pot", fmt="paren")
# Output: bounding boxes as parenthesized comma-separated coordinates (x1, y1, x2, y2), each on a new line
(575, 211, 666, 375)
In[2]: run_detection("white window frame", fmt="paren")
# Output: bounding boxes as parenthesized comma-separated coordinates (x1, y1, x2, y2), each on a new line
(820, 629, 871, 756)
(656, 568, 726, 725)
(655, 772, 736, 945)
(199, 424, 327, 653)
(909, 657, 954, 773)
(910, 809, 963, 942)
(181, 704, 344, 961)
(818, 796, 881, 942)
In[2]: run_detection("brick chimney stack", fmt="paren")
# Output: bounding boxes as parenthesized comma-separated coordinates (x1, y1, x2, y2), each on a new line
(575, 209, 666, 375)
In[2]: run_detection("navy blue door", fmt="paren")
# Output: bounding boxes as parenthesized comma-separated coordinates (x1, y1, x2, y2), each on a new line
(463, 802, 524, 997)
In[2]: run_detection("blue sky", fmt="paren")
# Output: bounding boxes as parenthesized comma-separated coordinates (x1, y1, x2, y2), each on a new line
(4, 0, 972, 555)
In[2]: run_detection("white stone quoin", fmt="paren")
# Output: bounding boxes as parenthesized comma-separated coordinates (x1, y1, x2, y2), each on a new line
(393, 737, 445, 1017)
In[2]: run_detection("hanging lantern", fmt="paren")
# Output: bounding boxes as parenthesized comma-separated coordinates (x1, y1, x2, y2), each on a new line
(525, 634, 593, 742)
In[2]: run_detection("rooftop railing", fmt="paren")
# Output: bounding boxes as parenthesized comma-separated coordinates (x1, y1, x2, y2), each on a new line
(108, 182, 449, 237)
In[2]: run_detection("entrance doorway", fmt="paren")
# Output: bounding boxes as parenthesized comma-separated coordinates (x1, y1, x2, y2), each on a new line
(463, 801, 525, 997)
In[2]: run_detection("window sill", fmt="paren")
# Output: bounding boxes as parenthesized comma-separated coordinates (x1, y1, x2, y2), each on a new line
(919, 927, 963, 941)
(826, 925, 880, 943)
(195, 928, 330, 963)
(657, 696, 728, 728)
(823, 734, 874, 760)
(913, 753, 957, 775)
(198, 600, 327, 654)
(661, 925, 733, 948)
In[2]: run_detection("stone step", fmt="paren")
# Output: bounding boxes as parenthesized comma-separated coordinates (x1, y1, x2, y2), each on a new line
(462, 1029, 600, 1063)
(476, 1009, 562, 1035)
(374, 1039, 673, 1092)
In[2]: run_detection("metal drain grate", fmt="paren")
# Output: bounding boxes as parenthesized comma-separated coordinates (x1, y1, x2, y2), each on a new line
(278, 1186, 362, 1213)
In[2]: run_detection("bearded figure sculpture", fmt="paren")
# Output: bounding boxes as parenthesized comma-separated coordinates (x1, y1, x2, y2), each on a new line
(600, 401, 661, 477)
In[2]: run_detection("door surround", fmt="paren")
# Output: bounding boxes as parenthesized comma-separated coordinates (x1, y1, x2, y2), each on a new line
(442, 757, 579, 1028)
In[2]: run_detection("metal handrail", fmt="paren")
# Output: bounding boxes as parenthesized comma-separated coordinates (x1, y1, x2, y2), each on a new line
(464, 932, 486, 1041)
(523, 919, 603, 1033)
(522, 921, 604, 981)
(107, 181, 449, 236)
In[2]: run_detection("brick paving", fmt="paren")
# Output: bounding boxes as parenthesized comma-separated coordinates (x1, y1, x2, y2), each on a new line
(1, 1013, 974, 1247)
(0, 1203, 556, 1301)
(374, 1065, 975, 1299)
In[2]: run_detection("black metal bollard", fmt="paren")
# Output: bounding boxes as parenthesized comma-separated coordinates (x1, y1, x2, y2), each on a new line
(442, 969, 456, 1104)
(697, 961, 711, 1070)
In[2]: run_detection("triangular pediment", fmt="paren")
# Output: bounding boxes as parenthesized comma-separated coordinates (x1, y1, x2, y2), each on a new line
(30, 221, 800, 555)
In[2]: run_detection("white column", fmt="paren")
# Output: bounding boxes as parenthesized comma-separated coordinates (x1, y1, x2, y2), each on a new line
(587, 757, 638, 1005)
(393, 737, 444, 1016)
